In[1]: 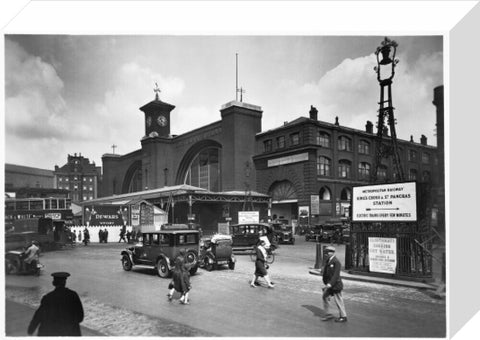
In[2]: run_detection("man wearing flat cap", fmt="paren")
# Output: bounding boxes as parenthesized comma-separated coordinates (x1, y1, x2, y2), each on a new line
(321, 246, 348, 323)
(28, 272, 84, 336)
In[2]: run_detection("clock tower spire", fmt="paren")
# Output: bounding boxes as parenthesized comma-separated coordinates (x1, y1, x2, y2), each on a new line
(140, 84, 175, 138)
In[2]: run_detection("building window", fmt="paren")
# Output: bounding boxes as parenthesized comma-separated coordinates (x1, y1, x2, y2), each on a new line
(338, 136, 352, 151)
(264, 139, 272, 152)
(422, 152, 430, 164)
(59, 177, 63, 182)
(377, 166, 387, 181)
(408, 150, 417, 162)
(74, 185, 78, 190)
(422, 171, 431, 182)
(319, 186, 331, 200)
(89, 186, 93, 191)
(65, 178, 69, 182)
(184, 147, 221, 192)
(317, 132, 330, 148)
(358, 140, 370, 154)
(276, 136, 285, 149)
(90, 178, 93, 182)
(317, 156, 331, 176)
(290, 133, 300, 146)
(340, 187, 351, 201)
(83, 196, 87, 201)
(83, 186, 87, 190)
(338, 160, 351, 178)
(409, 169, 417, 181)
(89, 196, 93, 200)
(358, 162, 370, 180)
(74, 176, 78, 181)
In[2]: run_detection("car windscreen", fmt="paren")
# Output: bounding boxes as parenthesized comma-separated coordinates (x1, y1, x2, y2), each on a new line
(177, 233, 198, 245)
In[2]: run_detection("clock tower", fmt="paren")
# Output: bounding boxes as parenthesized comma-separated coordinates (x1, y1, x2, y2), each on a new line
(139, 86, 175, 137)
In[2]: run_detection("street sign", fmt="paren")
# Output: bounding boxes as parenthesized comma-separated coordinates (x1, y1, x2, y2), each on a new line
(238, 211, 259, 224)
(352, 182, 417, 222)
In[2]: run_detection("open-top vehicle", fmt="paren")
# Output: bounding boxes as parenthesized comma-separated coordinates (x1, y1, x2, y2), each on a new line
(121, 227, 200, 278)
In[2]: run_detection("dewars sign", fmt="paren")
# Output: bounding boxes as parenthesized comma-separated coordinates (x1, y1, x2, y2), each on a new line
(352, 182, 417, 222)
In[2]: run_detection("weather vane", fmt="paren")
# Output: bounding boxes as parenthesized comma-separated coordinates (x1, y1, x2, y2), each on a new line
(154, 82, 161, 100)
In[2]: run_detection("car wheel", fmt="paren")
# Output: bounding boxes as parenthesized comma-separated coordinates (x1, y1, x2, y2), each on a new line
(121, 255, 132, 271)
(5, 259, 19, 275)
(185, 250, 198, 267)
(205, 257, 214, 271)
(157, 258, 170, 278)
(228, 261, 235, 270)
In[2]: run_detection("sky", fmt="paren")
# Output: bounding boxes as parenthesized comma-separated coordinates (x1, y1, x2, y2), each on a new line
(4, 35, 443, 170)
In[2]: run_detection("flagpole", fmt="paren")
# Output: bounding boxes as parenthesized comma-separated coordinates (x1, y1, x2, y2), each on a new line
(236, 53, 238, 101)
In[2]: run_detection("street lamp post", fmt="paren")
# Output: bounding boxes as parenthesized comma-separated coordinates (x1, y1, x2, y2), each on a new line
(371, 37, 404, 183)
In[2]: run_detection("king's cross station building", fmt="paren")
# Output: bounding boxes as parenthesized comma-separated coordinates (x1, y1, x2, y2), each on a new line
(81, 85, 443, 236)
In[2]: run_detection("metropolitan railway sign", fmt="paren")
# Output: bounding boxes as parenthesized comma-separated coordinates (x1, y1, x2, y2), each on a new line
(352, 182, 417, 222)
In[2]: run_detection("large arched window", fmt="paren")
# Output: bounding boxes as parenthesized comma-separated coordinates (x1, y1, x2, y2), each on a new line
(317, 131, 330, 147)
(338, 136, 352, 151)
(128, 168, 143, 192)
(184, 147, 221, 191)
(268, 180, 297, 202)
(319, 186, 331, 200)
(358, 140, 370, 154)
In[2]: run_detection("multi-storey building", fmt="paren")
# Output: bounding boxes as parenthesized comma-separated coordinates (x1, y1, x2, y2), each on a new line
(253, 89, 442, 226)
(54, 154, 102, 203)
(5, 163, 55, 194)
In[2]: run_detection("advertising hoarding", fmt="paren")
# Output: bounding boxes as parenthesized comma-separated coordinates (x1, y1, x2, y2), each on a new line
(352, 182, 417, 222)
(238, 211, 259, 224)
(310, 195, 320, 215)
(368, 237, 397, 274)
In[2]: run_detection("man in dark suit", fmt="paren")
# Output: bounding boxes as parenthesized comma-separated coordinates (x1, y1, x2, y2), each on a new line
(28, 272, 84, 336)
(321, 246, 347, 322)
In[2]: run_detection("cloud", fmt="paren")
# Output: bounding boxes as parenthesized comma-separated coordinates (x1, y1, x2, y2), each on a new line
(264, 50, 442, 146)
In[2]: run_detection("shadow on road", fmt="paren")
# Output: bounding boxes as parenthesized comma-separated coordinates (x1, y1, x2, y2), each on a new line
(302, 304, 325, 318)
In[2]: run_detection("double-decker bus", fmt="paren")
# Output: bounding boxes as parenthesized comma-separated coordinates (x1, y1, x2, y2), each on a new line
(5, 197, 74, 251)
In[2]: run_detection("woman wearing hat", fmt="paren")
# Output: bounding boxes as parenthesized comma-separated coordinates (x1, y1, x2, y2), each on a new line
(321, 246, 347, 323)
(250, 239, 275, 288)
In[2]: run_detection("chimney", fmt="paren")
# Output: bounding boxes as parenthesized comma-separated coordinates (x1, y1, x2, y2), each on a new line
(410, 135, 414, 142)
(309, 105, 318, 120)
(420, 134, 427, 145)
(365, 121, 373, 133)
(383, 126, 389, 136)
(335, 116, 339, 126)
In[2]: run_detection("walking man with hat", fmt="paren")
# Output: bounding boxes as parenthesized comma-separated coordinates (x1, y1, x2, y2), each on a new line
(28, 272, 84, 336)
(321, 246, 348, 323)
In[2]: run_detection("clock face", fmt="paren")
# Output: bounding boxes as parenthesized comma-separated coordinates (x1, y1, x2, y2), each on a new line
(157, 115, 168, 127)
(146, 116, 152, 127)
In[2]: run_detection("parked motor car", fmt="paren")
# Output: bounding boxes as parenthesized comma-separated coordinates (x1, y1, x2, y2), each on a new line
(305, 225, 323, 242)
(120, 227, 200, 278)
(229, 223, 277, 250)
(199, 234, 236, 271)
(270, 223, 295, 244)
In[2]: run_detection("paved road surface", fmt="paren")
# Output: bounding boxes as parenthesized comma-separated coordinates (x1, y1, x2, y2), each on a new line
(5, 240, 445, 337)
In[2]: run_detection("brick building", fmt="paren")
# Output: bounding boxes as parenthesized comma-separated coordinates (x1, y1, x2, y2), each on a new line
(253, 87, 443, 226)
(54, 154, 102, 203)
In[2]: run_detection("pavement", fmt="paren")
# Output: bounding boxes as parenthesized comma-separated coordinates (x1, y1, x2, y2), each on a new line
(4, 299, 105, 337)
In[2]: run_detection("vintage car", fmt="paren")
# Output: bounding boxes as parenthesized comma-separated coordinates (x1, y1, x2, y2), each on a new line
(305, 225, 323, 242)
(229, 223, 276, 251)
(270, 223, 295, 244)
(199, 234, 236, 271)
(121, 228, 200, 278)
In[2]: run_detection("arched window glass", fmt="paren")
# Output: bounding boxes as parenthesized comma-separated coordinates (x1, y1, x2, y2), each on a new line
(422, 170, 431, 182)
(268, 181, 297, 201)
(317, 156, 331, 176)
(378, 166, 387, 181)
(317, 131, 330, 147)
(319, 186, 331, 200)
(128, 168, 142, 193)
(358, 162, 371, 180)
(184, 147, 221, 191)
(338, 160, 351, 178)
(358, 140, 370, 154)
(340, 187, 351, 201)
(338, 136, 352, 151)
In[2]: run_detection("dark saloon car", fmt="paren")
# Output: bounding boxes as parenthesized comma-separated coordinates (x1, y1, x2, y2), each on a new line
(270, 223, 295, 244)
(229, 223, 275, 250)
(121, 228, 200, 278)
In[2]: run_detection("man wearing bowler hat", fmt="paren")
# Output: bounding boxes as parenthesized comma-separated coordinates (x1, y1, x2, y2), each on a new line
(28, 272, 84, 336)
(321, 246, 348, 323)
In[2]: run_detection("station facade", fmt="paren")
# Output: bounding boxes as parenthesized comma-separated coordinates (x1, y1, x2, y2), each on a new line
(100, 94, 270, 233)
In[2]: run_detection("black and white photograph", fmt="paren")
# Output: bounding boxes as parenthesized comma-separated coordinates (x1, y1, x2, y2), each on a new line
(2, 1, 479, 339)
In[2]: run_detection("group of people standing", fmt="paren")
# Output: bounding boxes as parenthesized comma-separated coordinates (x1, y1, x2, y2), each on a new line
(98, 229, 109, 243)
